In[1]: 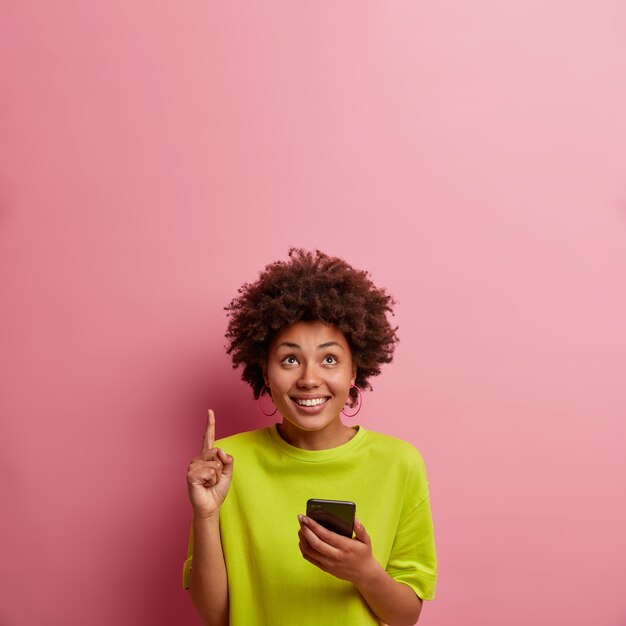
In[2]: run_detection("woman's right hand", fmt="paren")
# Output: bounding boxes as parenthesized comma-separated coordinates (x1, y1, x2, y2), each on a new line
(186, 409, 234, 520)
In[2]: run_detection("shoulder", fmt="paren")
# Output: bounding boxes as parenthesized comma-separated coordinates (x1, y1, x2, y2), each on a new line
(361, 428, 430, 485)
(363, 429, 432, 505)
(363, 429, 426, 464)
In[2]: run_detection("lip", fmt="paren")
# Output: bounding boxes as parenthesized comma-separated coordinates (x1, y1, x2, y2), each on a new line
(289, 396, 331, 415)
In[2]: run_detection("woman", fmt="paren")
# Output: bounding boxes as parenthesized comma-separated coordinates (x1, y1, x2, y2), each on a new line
(184, 249, 437, 626)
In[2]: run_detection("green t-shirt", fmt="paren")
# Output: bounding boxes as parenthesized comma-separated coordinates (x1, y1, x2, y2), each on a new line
(183, 425, 437, 625)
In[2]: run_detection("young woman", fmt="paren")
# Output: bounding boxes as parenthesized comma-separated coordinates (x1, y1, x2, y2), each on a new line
(184, 249, 437, 626)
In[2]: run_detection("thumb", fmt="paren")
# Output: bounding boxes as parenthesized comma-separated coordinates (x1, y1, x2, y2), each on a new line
(353, 517, 370, 544)
(217, 448, 234, 477)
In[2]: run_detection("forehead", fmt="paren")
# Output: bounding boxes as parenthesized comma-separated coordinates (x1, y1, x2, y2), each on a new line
(270, 320, 349, 350)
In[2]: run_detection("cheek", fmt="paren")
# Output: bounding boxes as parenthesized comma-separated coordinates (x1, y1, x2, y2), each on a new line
(328, 370, 354, 391)
(267, 366, 292, 390)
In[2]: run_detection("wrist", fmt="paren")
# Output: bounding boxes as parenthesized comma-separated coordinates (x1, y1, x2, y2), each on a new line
(352, 557, 385, 591)
(193, 512, 221, 527)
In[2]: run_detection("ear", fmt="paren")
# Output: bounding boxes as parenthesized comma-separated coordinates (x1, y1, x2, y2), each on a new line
(350, 365, 357, 387)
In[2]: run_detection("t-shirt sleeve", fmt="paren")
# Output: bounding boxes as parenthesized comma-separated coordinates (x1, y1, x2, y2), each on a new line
(385, 493, 437, 600)
(182, 524, 194, 590)
(385, 446, 437, 601)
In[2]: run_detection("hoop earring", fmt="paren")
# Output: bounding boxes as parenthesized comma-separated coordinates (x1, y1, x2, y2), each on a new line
(258, 385, 278, 417)
(341, 385, 363, 418)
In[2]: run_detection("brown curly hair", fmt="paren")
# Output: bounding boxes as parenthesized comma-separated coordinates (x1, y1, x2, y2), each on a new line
(224, 248, 399, 405)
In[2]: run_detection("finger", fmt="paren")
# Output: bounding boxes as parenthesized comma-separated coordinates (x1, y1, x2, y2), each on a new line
(299, 515, 351, 549)
(195, 459, 223, 485)
(216, 448, 234, 478)
(188, 466, 218, 486)
(353, 517, 371, 545)
(298, 528, 327, 562)
(201, 460, 223, 481)
(298, 540, 328, 571)
(187, 454, 220, 469)
(298, 518, 342, 558)
(216, 448, 230, 464)
(202, 409, 216, 457)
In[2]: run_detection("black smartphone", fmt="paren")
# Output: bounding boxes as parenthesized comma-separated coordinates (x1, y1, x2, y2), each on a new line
(306, 499, 356, 538)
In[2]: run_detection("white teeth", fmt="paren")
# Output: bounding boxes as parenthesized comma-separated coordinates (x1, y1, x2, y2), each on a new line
(294, 397, 328, 407)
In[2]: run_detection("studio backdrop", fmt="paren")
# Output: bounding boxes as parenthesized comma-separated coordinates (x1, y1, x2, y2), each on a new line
(1, 2, 625, 625)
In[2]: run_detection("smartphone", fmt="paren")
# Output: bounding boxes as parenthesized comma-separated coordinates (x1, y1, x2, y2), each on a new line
(306, 499, 356, 538)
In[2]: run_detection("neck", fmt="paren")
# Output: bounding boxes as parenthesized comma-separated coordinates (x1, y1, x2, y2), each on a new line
(276, 420, 357, 451)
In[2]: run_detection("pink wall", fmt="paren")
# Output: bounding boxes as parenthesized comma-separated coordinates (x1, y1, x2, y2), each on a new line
(1, 2, 625, 625)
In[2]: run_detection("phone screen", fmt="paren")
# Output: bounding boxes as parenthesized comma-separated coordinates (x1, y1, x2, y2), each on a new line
(306, 499, 356, 538)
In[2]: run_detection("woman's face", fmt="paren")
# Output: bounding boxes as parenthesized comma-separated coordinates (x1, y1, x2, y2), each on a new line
(264, 320, 356, 436)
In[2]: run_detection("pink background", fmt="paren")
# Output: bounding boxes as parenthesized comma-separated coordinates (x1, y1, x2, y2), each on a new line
(1, 2, 625, 625)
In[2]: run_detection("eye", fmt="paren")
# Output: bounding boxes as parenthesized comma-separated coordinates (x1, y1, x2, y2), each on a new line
(281, 355, 299, 366)
(323, 355, 338, 365)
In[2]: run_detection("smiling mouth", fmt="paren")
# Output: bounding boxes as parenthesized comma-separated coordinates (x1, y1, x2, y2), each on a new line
(291, 397, 330, 407)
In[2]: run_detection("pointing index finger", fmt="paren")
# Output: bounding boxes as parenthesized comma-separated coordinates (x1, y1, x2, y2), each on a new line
(202, 409, 216, 456)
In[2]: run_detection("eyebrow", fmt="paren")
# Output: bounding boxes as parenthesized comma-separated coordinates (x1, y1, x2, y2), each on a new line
(276, 341, 344, 350)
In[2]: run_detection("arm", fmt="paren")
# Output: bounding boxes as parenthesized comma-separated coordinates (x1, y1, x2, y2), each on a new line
(188, 515, 229, 626)
(298, 516, 422, 626)
(353, 560, 422, 626)
(186, 410, 234, 626)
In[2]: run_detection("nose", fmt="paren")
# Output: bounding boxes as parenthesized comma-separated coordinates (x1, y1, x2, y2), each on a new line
(297, 362, 322, 388)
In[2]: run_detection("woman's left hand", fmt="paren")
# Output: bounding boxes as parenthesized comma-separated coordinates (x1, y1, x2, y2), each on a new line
(297, 515, 379, 585)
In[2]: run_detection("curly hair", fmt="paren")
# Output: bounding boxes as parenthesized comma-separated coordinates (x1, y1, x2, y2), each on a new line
(224, 248, 399, 405)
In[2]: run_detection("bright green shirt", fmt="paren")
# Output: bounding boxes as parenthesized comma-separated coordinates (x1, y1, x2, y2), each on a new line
(183, 425, 437, 625)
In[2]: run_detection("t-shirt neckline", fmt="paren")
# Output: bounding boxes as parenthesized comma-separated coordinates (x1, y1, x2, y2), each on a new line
(266, 423, 367, 462)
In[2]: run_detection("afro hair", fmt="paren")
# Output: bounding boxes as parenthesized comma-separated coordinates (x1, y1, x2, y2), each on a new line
(224, 248, 399, 405)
